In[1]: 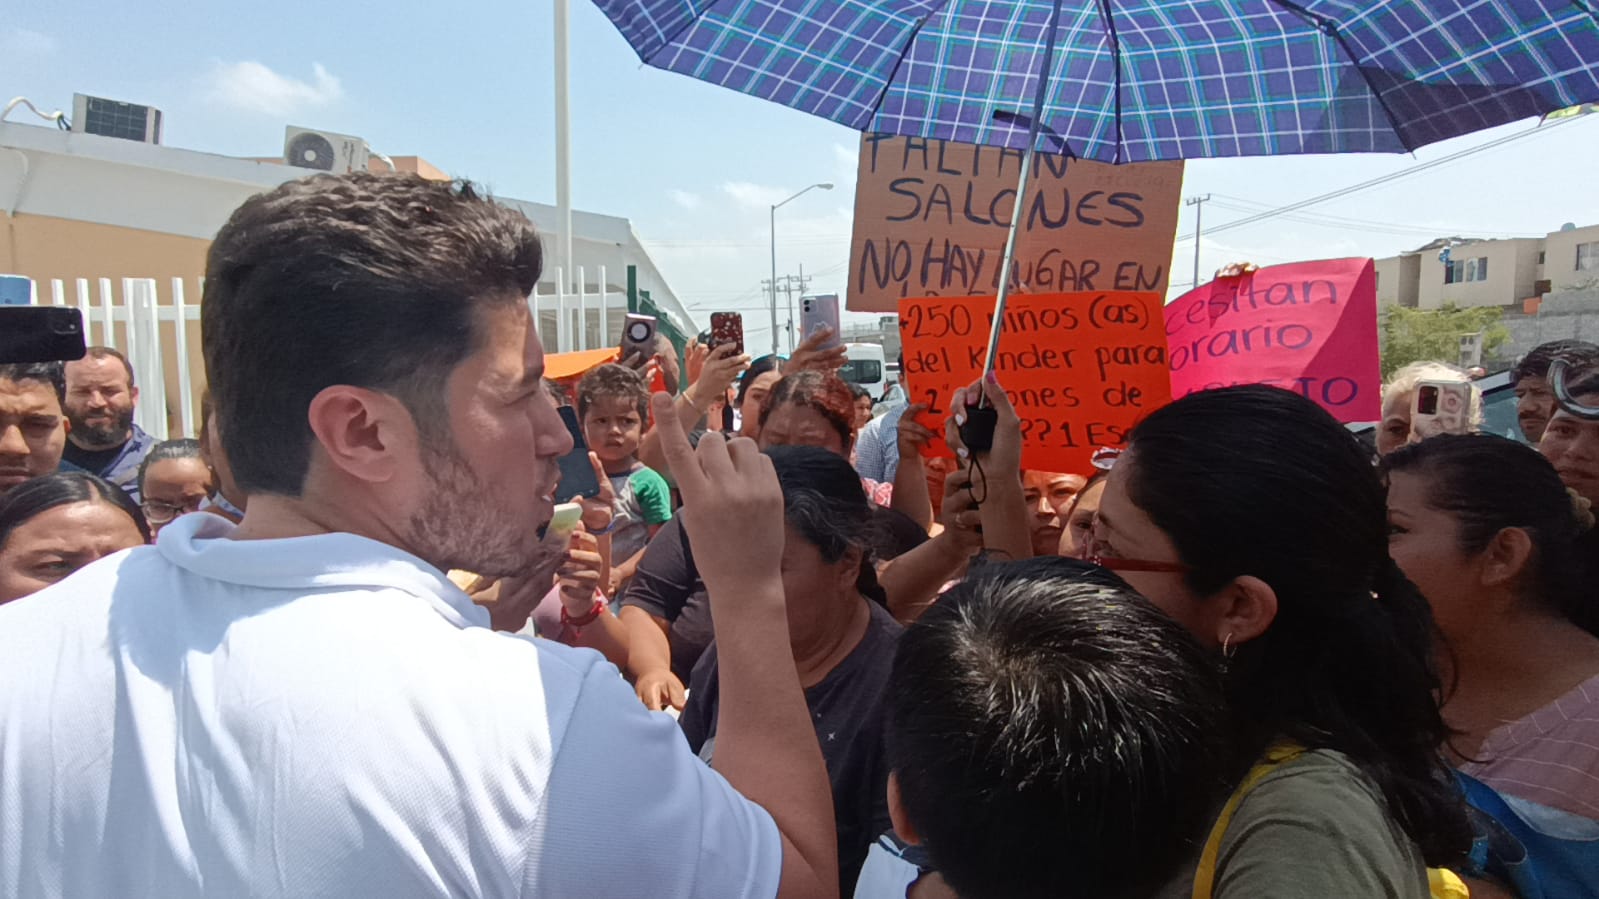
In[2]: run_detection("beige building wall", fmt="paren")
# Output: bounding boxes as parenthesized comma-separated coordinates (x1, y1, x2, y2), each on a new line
(2, 120, 695, 437)
(2, 212, 209, 437)
(1544, 223, 1599, 292)
(1375, 254, 1420, 307)
(1416, 237, 1541, 309)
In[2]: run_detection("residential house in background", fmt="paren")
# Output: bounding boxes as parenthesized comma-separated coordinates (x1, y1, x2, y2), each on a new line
(1376, 223, 1599, 366)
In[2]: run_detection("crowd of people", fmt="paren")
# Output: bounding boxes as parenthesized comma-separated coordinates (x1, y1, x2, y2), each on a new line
(0, 171, 1596, 898)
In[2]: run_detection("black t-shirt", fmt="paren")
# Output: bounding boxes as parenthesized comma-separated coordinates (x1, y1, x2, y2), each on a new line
(619, 508, 915, 680)
(617, 517, 714, 681)
(679, 601, 902, 897)
(61, 440, 125, 477)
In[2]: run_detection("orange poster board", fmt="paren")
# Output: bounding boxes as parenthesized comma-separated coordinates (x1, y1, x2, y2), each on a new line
(849, 134, 1183, 312)
(899, 291, 1171, 474)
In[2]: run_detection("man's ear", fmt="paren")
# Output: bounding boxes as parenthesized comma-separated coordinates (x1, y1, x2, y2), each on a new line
(305, 385, 415, 485)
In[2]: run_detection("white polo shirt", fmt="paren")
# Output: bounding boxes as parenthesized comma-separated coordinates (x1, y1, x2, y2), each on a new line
(0, 514, 781, 898)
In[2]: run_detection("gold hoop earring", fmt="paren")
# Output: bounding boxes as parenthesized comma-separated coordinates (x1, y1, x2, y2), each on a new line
(1222, 632, 1237, 660)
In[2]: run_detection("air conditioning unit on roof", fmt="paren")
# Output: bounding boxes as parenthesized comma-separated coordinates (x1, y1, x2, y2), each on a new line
(72, 94, 162, 144)
(283, 126, 369, 174)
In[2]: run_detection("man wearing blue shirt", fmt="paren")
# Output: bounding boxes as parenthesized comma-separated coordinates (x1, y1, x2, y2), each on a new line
(61, 347, 156, 501)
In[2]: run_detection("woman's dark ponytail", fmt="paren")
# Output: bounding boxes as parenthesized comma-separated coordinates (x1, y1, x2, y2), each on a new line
(1127, 385, 1472, 867)
(1364, 555, 1474, 863)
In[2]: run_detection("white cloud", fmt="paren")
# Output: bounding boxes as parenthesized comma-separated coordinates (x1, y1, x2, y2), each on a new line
(668, 189, 701, 210)
(3, 27, 56, 56)
(206, 61, 343, 117)
(832, 142, 857, 173)
(721, 180, 795, 209)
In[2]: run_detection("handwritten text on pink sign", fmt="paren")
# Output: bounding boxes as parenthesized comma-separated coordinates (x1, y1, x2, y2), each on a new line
(1164, 258, 1380, 422)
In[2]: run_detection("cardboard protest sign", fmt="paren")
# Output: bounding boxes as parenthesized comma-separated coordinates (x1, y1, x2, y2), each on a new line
(1164, 258, 1380, 422)
(900, 292, 1171, 474)
(848, 134, 1183, 313)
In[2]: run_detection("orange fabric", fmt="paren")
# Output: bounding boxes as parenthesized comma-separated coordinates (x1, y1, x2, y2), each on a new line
(546, 347, 621, 381)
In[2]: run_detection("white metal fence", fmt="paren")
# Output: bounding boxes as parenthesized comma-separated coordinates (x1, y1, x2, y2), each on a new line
(21, 267, 626, 443)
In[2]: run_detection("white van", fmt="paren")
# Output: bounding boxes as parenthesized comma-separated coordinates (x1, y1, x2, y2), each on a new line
(839, 343, 888, 402)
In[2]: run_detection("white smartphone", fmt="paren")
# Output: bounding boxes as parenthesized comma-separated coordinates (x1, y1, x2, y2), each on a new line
(545, 502, 584, 540)
(800, 295, 841, 350)
(1411, 380, 1474, 441)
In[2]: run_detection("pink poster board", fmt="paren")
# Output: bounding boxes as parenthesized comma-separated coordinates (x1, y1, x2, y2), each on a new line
(1164, 258, 1380, 422)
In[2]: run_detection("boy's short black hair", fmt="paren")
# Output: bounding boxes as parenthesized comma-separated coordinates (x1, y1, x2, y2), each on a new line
(887, 558, 1235, 899)
(576, 364, 649, 420)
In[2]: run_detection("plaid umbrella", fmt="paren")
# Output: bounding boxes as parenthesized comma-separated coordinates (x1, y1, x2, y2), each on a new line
(596, 0, 1599, 383)
(595, 0, 1599, 161)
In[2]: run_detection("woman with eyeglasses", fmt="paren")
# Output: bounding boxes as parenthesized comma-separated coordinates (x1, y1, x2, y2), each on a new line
(137, 439, 215, 538)
(1088, 385, 1471, 897)
(0, 472, 150, 604)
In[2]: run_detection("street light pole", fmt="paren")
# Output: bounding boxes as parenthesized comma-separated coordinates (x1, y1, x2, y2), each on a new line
(769, 181, 834, 354)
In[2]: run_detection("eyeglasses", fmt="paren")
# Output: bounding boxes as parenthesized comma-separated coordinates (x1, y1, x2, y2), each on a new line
(141, 498, 204, 524)
(1084, 534, 1191, 574)
(1086, 551, 1193, 574)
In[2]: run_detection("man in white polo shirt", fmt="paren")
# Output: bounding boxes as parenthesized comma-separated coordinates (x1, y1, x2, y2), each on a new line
(0, 173, 838, 899)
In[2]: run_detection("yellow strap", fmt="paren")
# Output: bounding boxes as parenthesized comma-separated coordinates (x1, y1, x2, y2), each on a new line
(1192, 742, 1306, 899)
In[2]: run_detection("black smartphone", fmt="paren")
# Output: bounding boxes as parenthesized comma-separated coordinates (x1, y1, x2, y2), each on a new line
(556, 405, 603, 500)
(0, 307, 87, 364)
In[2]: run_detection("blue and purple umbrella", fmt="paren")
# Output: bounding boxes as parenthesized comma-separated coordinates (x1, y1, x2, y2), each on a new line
(593, 0, 1599, 365)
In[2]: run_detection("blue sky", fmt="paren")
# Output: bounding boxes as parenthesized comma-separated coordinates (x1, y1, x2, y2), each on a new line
(8, 1, 1599, 344)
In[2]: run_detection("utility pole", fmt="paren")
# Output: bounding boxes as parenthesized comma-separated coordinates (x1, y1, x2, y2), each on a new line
(1185, 195, 1211, 289)
(788, 262, 804, 353)
(774, 267, 814, 353)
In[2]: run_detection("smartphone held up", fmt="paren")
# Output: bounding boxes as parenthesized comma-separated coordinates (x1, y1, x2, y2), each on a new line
(709, 312, 744, 356)
(0, 307, 87, 365)
(799, 295, 841, 350)
(555, 406, 603, 501)
(1411, 380, 1475, 441)
(621, 313, 658, 363)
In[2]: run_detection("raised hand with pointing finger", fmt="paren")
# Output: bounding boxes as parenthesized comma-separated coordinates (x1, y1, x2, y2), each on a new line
(647, 391, 839, 898)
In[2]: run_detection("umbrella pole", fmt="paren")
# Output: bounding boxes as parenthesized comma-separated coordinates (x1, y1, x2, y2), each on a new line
(979, 0, 1064, 383)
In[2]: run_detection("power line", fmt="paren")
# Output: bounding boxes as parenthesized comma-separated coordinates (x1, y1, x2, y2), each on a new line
(1202, 200, 1543, 242)
(642, 235, 850, 248)
(1176, 115, 1585, 244)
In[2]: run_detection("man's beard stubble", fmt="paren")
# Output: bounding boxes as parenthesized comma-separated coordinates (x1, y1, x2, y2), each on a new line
(405, 439, 550, 580)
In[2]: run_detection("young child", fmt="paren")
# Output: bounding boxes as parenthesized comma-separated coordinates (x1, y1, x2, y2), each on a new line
(576, 364, 673, 591)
